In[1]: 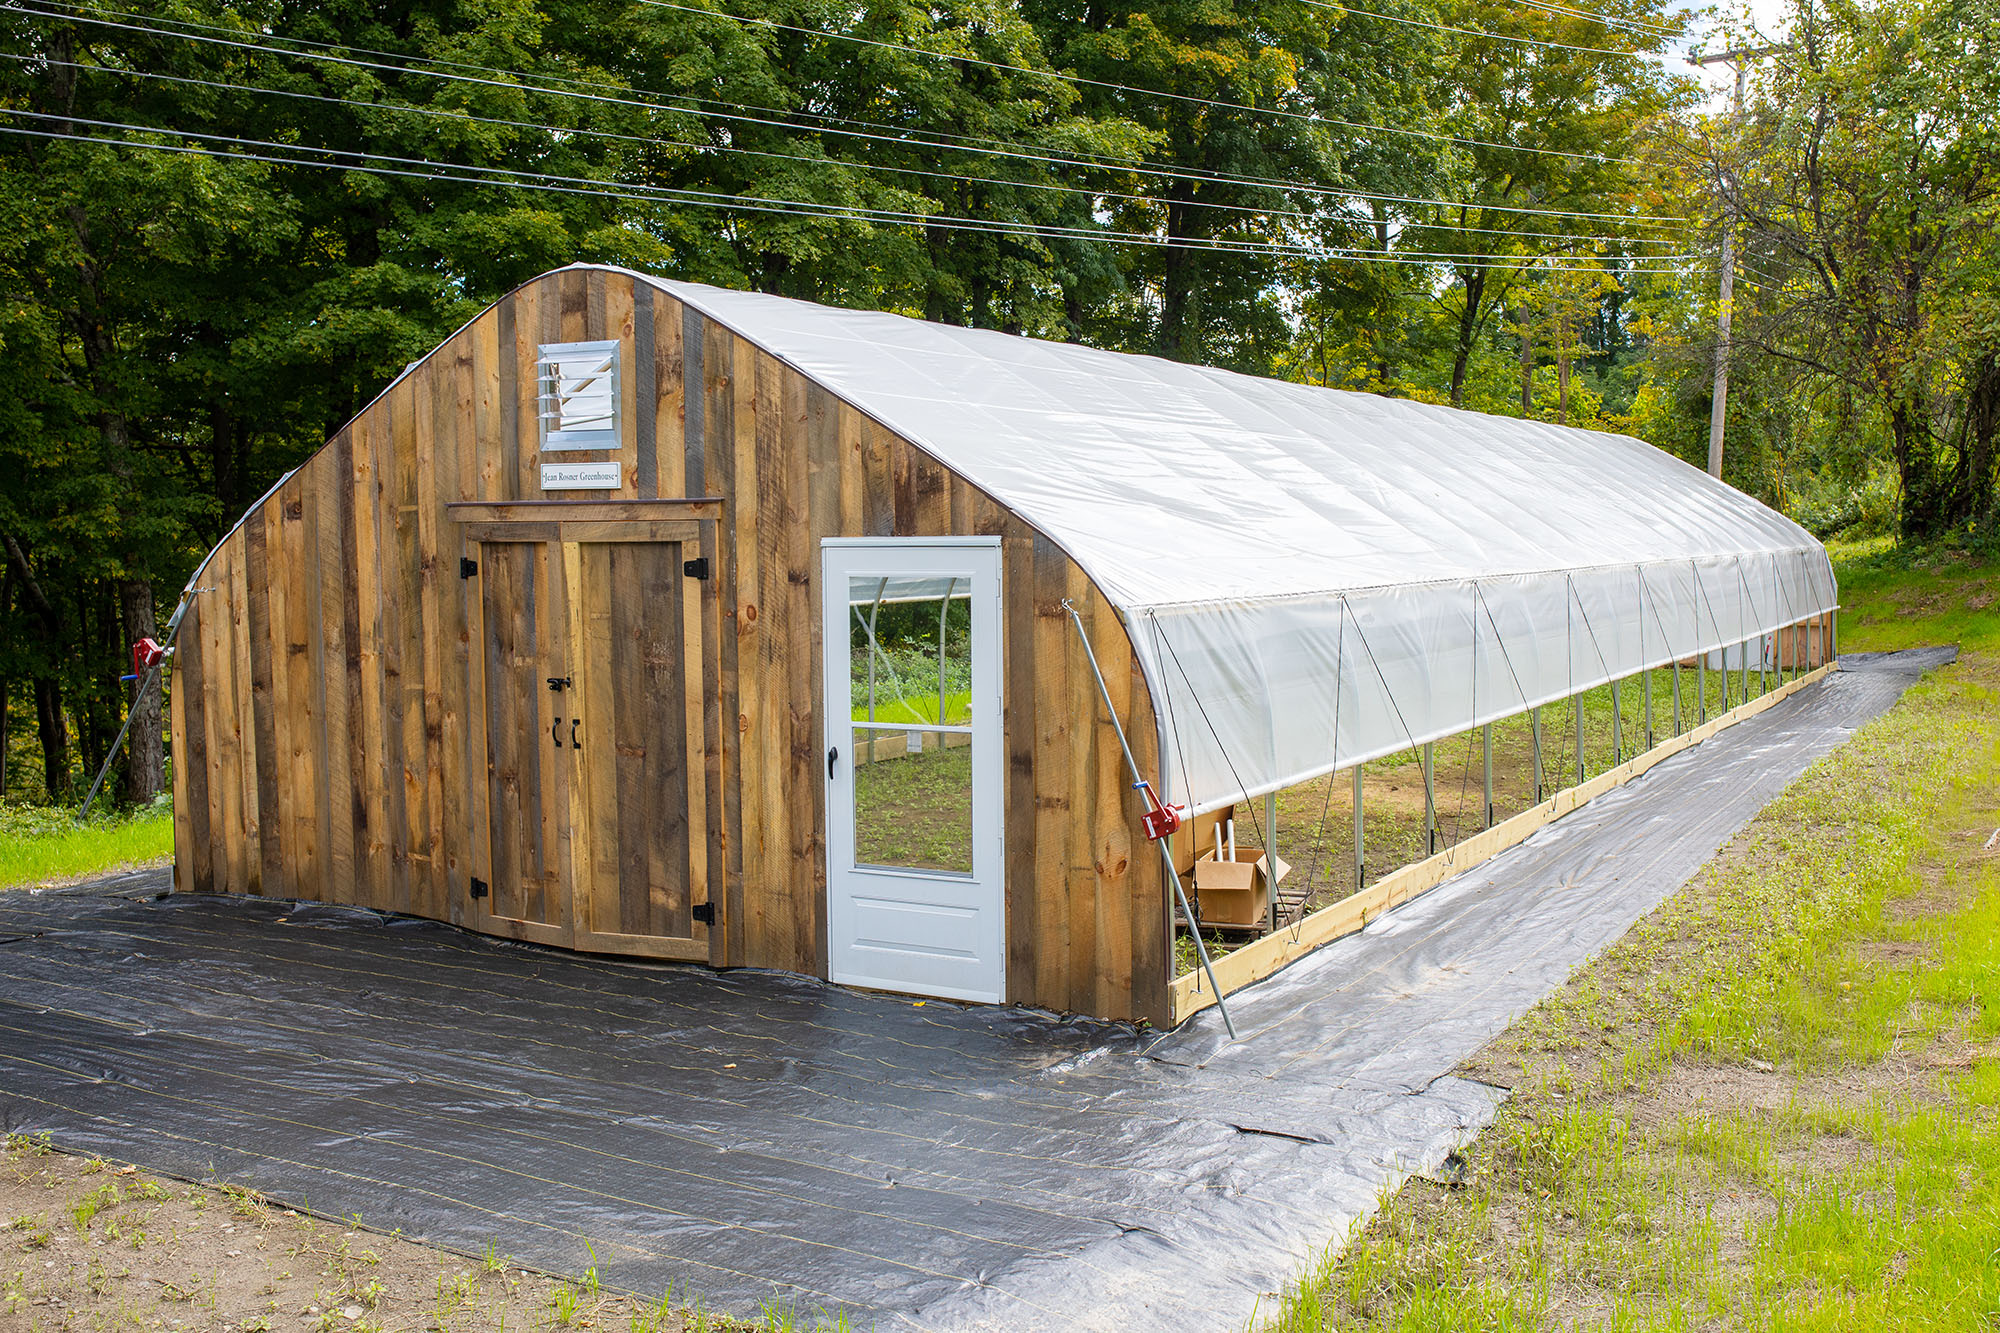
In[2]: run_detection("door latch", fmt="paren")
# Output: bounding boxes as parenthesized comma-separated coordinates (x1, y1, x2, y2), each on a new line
(547, 676, 571, 692)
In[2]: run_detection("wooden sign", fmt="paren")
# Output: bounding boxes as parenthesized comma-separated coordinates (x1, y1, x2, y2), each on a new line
(541, 461, 622, 490)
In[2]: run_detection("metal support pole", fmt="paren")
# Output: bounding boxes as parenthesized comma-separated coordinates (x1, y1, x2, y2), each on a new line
(1741, 635, 1751, 703)
(1264, 788, 1279, 929)
(936, 577, 957, 725)
(1063, 601, 1234, 1040)
(80, 600, 194, 820)
(1531, 707, 1544, 803)
(1723, 645, 1733, 710)
(1672, 660, 1683, 735)
(862, 578, 890, 765)
(1482, 723, 1494, 829)
(1643, 666, 1655, 749)
(1573, 695, 1586, 786)
(1352, 765, 1365, 890)
(1698, 655, 1707, 725)
(1610, 678, 1623, 765)
(1760, 632, 1768, 697)
(1422, 741, 1436, 855)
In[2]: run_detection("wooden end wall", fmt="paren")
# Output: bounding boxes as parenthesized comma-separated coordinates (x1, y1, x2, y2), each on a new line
(170, 266, 1170, 1025)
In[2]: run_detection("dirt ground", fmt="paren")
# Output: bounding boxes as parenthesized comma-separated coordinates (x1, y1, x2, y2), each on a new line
(0, 1138, 749, 1333)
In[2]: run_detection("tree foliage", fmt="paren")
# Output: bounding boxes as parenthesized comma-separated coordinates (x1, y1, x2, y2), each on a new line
(1683, 0, 2000, 538)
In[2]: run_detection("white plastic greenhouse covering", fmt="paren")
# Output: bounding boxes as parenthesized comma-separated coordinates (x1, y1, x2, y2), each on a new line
(644, 271, 1839, 816)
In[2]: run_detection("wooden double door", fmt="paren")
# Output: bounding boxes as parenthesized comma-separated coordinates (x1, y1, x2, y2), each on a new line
(465, 519, 717, 960)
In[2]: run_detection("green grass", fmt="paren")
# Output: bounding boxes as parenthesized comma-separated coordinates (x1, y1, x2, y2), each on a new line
(852, 745, 975, 873)
(1829, 535, 2000, 654)
(0, 800, 174, 891)
(1266, 543, 2000, 1331)
(851, 689, 972, 726)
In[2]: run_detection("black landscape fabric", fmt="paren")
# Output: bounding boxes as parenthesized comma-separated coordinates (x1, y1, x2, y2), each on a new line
(0, 648, 1951, 1331)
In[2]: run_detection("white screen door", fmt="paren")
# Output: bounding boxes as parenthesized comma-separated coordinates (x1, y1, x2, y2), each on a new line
(822, 538, 1004, 1003)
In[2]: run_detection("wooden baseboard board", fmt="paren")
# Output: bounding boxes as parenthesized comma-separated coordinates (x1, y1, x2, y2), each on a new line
(1170, 662, 1836, 1025)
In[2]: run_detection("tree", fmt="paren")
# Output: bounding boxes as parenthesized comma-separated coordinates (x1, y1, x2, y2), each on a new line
(1719, 0, 2000, 537)
(1408, 0, 1687, 407)
(1029, 0, 1346, 369)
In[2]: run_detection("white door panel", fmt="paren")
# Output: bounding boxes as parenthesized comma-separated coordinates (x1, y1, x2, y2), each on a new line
(823, 539, 1004, 1003)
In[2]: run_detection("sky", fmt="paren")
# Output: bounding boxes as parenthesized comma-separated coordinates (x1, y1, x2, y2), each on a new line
(1675, 0, 1793, 108)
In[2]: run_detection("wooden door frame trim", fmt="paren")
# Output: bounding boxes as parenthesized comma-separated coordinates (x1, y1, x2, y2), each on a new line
(448, 498, 723, 523)
(460, 519, 709, 546)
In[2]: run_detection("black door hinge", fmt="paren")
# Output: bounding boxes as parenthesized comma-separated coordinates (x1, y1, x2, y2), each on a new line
(683, 556, 710, 580)
(690, 902, 715, 925)
(468, 876, 489, 900)
(460, 557, 479, 579)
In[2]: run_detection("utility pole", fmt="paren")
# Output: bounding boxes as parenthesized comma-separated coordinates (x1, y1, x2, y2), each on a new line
(1692, 44, 1780, 480)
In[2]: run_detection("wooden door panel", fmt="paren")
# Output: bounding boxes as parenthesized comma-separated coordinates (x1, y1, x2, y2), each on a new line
(571, 538, 709, 960)
(475, 539, 572, 945)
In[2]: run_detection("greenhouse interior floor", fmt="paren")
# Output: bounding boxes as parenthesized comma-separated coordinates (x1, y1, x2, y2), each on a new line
(0, 647, 1950, 1332)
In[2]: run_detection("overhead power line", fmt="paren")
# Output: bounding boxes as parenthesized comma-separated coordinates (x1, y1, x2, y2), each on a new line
(1508, 0, 1683, 40)
(7, 1, 1691, 226)
(1295, 0, 1656, 59)
(9, 52, 1691, 251)
(636, 0, 1652, 165)
(0, 112, 1698, 272)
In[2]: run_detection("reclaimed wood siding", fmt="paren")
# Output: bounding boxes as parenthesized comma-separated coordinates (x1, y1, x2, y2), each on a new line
(171, 266, 1170, 1024)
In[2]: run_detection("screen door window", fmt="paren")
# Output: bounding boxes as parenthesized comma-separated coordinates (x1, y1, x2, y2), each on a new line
(849, 574, 976, 874)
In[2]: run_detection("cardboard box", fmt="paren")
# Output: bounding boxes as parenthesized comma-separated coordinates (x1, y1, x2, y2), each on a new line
(1169, 804, 1234, 876)
(1193, 846, 1291, 927)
